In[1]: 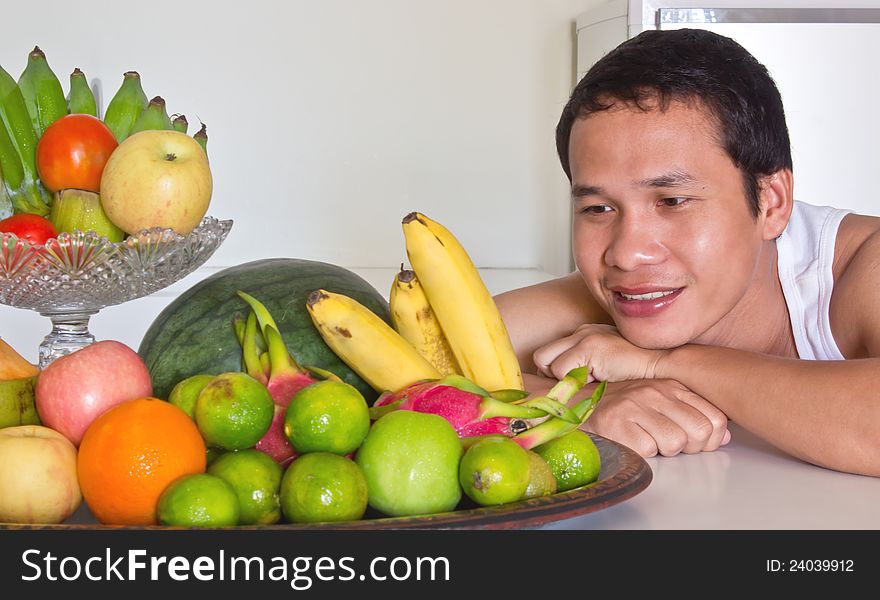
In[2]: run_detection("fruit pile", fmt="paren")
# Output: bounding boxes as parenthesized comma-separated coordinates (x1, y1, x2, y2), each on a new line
(0, 46, 212, 245)
(0, 211, 605, 527)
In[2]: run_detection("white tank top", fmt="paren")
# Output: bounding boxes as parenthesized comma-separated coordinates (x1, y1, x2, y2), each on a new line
(776, 201, 851, 360)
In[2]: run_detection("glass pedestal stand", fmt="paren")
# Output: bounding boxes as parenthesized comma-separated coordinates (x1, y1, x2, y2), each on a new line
(0, 217, 233, 368)
(38, 310, 99, 369)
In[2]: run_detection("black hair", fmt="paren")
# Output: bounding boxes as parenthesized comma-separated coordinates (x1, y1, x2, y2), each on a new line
(556, 28, 792, 217)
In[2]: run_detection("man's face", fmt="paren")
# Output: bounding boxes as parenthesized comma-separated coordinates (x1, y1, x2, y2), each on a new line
(569, 99, 767, 349)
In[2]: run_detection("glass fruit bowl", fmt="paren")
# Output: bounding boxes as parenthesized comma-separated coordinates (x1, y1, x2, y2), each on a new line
(0, 216, 233, 368)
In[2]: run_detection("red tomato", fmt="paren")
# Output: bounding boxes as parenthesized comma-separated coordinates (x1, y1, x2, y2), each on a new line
(0, 213, 58, 245)
(36, 114, 118, 193)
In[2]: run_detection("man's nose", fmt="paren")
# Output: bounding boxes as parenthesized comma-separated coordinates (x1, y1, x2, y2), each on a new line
(603, 213, 668, 271)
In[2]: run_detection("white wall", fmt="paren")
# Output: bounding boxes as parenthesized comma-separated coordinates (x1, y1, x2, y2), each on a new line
(1, 0, 603, 362)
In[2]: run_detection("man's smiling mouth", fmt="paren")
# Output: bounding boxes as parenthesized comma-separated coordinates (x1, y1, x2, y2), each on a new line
(617, 289, 678, 301)
(609, 286, 685, 317)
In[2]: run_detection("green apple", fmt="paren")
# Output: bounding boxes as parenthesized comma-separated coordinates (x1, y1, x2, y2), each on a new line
(0, 425, 82, 523)
(356, 410, 462, 517)
(99, 130, 212, 235)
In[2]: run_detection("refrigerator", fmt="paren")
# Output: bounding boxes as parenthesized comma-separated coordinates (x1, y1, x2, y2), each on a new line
(576, 0, 880, 217)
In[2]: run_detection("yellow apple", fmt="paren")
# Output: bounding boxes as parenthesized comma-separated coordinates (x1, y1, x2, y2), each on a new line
(100, 130, 212, 235)
(0, 425, 82, 524)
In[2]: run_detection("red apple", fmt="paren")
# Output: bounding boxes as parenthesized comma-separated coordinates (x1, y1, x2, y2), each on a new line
(0, 425, 81, 524)
(35, 340, 153, 445)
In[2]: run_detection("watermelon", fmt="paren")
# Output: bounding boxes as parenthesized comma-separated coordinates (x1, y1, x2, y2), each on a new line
(139, 258, 391, 402)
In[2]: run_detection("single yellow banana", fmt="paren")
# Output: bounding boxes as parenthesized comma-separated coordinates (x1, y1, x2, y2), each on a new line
(402, 212, 524, 391)
(390, 268, 461, 376)
(306, 289, 440, 393)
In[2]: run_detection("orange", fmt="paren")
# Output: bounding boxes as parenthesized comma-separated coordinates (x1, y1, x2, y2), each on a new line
(77, 397, 206, 525)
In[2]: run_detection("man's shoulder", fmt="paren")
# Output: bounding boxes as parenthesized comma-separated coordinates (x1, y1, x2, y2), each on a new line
(833, 212, 880, 280)
(831, 214, 880, 357)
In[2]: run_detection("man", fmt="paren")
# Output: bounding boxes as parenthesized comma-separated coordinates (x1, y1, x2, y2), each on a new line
(495, 28, 880, 477)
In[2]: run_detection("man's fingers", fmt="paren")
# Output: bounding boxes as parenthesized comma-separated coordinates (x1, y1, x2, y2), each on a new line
(630, 411, 691, 457)
(533, 335, 586, 380)
(670, 390, 729, 451)
(602, 421, 659, 458)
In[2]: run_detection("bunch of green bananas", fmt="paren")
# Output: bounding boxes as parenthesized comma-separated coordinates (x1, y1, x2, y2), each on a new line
(0, 46, 209, 220)
(102, 71, 208, 154)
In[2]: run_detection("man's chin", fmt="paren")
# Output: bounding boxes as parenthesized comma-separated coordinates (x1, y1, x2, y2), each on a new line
(616, 326, 692, 350)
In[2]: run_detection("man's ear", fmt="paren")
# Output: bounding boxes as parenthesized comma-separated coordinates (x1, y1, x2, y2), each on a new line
(759, 169, 794, 240)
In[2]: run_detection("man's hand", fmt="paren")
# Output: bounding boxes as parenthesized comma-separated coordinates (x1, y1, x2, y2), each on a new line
(522, 373, 730, 457)
(533, 323, 667, 383)
(582, 379, 731, 457)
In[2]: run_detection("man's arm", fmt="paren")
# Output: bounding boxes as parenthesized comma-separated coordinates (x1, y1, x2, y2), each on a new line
(656, 348, 880, 474)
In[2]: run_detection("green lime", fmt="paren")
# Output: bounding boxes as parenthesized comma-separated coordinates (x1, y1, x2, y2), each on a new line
(208, 449, 283, 525)
(168, 374, 214, 418)
(459, 436, 531, 506)
(534, 430, 601, 492)
(157, 473, 240, 527)
(522, 450, 557, 499)
(283, 380, 370, 455)
(280, 453, 368, 523)
(195, 373, 274, 450)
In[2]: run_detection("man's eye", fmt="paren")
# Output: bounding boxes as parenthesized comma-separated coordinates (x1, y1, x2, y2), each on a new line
(580, 204, 612, 215)
(660, 197, 690, 207)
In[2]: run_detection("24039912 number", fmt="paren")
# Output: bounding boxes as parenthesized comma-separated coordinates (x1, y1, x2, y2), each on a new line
(789, 560, 854, 572)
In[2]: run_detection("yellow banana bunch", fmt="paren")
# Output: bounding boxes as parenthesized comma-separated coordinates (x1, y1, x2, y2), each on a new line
(402, 212, 523, 391)
(306, 289, 441, 393)
(390, 268, 461, 376)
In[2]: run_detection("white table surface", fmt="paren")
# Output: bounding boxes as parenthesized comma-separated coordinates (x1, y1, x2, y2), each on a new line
(543, 423, 880, 530)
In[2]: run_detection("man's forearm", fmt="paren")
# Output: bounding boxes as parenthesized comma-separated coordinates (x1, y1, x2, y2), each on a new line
(656, 345, 880, 476)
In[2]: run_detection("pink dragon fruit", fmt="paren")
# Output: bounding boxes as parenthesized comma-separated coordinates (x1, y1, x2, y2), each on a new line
(235, 291, 326, 465)
(237, 291, 318, 407)
(254, 404, 298, 467)
(372, 380, 523, 437)
(371, 374, 582, 438)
